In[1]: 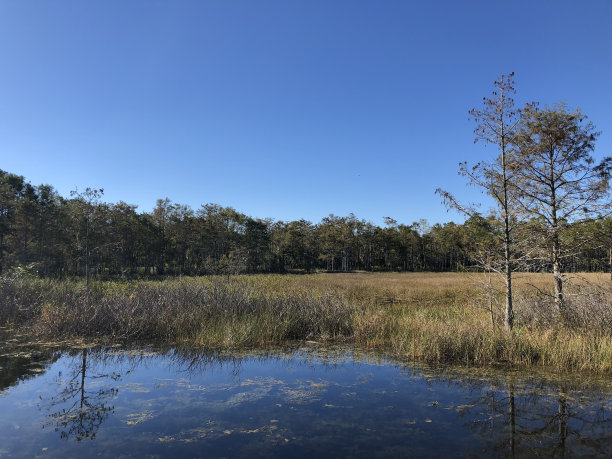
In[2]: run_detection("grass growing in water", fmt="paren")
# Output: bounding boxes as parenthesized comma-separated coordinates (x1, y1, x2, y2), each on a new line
(1, 272, 611, 373)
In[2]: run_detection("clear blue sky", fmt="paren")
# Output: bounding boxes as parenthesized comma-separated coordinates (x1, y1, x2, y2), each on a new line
(1, 0, 611, 226)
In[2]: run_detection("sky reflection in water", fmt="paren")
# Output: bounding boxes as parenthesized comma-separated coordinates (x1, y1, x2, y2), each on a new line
(1, 344, 611, 458)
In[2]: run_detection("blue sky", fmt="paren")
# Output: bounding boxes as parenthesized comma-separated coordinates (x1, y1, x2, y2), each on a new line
(1, 0, 611, 226)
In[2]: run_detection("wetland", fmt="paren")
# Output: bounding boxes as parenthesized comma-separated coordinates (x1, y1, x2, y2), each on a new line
(2, 273, 612, 457)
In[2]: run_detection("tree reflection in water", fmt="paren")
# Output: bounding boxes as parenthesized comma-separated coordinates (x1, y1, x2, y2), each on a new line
(41, 348, 121, 441)
(461, 375, 612, 457)
(21, 346, 612, 456)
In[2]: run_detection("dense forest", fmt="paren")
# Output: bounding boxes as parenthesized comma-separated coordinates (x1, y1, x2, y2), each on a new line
(1, 168, 610, 279)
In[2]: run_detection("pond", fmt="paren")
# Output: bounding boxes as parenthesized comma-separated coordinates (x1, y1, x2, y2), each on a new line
(1, 341, 611, 458)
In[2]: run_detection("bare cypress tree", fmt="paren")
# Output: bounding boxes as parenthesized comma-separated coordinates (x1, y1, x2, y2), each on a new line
(513, 104, 611, 318)
(437, 73, 524, 330)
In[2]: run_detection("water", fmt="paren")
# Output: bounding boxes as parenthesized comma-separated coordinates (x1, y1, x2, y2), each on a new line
(1, 341, 611, 458)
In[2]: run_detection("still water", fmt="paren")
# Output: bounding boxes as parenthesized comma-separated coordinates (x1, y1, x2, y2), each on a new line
(1, 342, 611, 458)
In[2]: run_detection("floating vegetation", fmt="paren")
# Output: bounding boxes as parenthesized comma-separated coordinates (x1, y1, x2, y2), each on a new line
(119, 382, 150, 393)
(1, 343, 612, 457)
(124, 410, 154, 425)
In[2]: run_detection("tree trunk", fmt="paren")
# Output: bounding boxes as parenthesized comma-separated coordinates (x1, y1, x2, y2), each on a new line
(85, 215, 90, 291)
(501, 129, 513, 331)
(609, 247, 612, 283)
(552, 231, 564, 318)
(550, 153, 564, 319)
(504, 229, 514, 331)
(509, 384, 516, 459)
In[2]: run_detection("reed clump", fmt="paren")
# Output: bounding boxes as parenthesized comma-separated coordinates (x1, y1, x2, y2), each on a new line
(1, 272, 611, 372)
(0, 275, 353, 346)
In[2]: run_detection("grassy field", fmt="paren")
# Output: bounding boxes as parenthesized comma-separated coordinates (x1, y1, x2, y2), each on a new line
(1, 272, 611, 372)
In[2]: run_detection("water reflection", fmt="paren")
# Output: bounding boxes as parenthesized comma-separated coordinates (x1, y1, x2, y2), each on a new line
(0, 343, 611, 457)
(41, 348, 122, 441)
(432, 369, 612, 457)
(0, 345, 58, 395)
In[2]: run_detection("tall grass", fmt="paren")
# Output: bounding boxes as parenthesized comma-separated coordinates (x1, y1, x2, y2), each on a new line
(1, 272, 611, 372)
(0, 275, 353, 345)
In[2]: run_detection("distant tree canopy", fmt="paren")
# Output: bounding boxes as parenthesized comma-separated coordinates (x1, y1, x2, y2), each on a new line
(0, 168, 610, 280)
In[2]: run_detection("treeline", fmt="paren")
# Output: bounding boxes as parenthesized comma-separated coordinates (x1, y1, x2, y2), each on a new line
(1, 169, 610, 279)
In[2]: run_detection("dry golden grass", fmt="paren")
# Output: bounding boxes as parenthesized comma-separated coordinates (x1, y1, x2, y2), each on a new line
(2, 272, 611, 372)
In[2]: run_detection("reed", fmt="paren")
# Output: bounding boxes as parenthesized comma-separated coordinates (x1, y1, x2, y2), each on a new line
(1, 272, 611, 372)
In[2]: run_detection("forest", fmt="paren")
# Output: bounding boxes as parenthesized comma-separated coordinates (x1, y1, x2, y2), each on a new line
(0, 167, 610, 280)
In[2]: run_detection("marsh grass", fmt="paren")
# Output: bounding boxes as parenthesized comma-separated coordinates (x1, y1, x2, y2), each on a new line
(1, 272, 611, 372)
